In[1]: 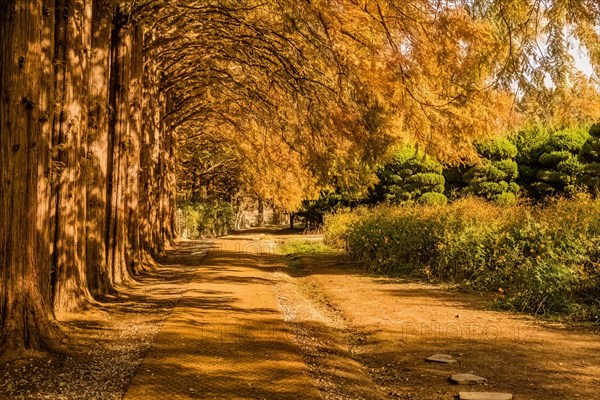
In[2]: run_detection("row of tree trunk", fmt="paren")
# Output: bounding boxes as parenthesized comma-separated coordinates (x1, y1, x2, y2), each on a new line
(0, 0, 176, 356)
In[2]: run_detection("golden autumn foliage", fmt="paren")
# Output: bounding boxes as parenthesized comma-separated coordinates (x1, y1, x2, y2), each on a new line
(164, 0, 599, 210)
(1, 0, 599, 356)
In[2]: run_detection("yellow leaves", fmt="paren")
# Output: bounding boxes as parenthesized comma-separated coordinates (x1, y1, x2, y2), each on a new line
(330, 2, 521, 162)
(232, 123, 319, 211)
(520, 72, 600, 129)
(168, 0, 600, 206)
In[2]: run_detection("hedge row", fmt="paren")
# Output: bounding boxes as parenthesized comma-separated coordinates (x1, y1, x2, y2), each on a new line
(376, 124, 600, 206)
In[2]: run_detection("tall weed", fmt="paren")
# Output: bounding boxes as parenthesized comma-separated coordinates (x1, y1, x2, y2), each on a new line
(324, 196, 600, 320)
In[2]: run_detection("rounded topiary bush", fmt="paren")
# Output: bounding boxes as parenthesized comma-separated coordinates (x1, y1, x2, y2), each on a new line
(516, 126, 589, 199)
(475, 138, 518, 161)
(457, 138, 520, 203)
(588, 122, 600, 138)
(371, 146, 447, 205)
(579, 123, 600, 194)
(418, 191, 448, 205)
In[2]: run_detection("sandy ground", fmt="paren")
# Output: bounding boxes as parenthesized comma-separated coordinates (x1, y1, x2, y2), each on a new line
(0, 241, 206, 399)
(2, 230, 599, 399)
(281, 245, 600, 400)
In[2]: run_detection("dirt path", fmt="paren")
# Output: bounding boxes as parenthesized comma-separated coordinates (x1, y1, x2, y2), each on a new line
(121, 231, 600, 400)
(0, 240, 207, 399)
(124, 235, 322, 399)
(279, 241, 600, 400)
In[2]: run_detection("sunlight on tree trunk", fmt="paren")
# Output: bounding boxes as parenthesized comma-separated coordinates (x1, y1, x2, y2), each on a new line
(86, 0, 115, 297)
(0, 0, 59, 356)
(51, 0, 94, 314)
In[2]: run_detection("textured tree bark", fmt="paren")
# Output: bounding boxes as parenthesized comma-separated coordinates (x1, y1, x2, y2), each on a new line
(86, 0, 115, 296)
(51, 0, 94, 314)
(257, 198, 264, 227)
(150, 88, 166, 256)
(107, 6, 132, 286)
(0, 0, 59, 356)
(139, 38, 163, 263)
(1, 0, 179, 356)
(106, 6, 157, 283)
(126, 23, 144, 274)
(154, 92, 176, 252)
(37, 0, 57, 313)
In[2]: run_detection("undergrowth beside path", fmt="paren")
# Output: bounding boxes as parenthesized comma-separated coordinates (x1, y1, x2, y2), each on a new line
(324, 196, 600, 321)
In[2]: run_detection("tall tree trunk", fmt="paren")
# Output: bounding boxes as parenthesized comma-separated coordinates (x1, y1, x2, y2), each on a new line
(86, 0, 114, 296)
(257, 198, 264, 227)
(139, 35, 163, 264)
(51, 0, 94, 314)
(155, 92, 176, 251)
(107, 6, 134, 285)
(0, 0, 59, 356)
(1, 0, 177, 356)
(150, 89, 166, 257)
(234, 197, 243, 230)
(38, 0, 57, 315)
(126, 23, 143, 274)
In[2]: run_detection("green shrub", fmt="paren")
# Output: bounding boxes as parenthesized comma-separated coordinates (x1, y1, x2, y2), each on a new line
(579, 123, 600, 194)
(178, 200, 235, 238)
(371, 146, 447, 205)
(495, 192, 516, 205)
(447, 138, 520, 204)
(323, 206, 368, 249)
(515, 126, 589, 199)
(418, 191, 448, 205)
(297, 191, 353, 228)
(475, 137, 518, 160)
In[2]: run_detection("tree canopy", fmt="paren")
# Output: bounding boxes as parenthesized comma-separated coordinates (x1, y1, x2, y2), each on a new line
(162, 0, 600, 209)
(1, 0, 599, 356)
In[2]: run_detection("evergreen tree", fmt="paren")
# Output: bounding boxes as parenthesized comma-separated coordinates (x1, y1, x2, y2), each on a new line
(458, 138, 520, 204)
(372, 147, 447, 206)
(516, 127, 588, 199)
(579, 123, 600, 194)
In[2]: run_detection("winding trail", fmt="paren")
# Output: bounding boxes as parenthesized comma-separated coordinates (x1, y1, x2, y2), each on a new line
(124, 232, 600, 400)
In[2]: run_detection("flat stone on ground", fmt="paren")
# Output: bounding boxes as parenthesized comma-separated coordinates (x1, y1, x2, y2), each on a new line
(450, 373, 488, 384)
(425, 354, 457, 363)
(459, 392, 513, 400)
